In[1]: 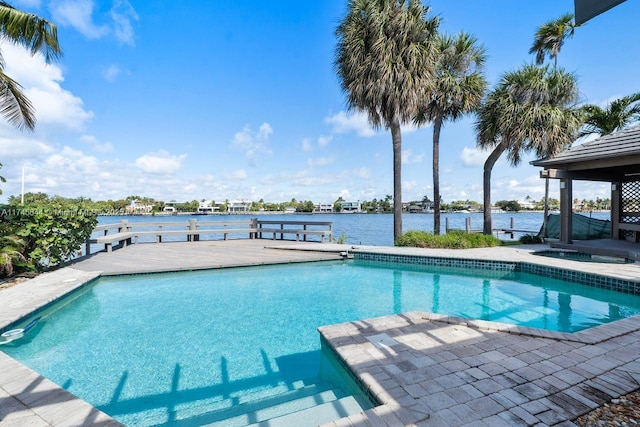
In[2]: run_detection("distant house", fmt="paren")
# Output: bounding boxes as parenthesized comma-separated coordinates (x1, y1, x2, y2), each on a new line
(197, 200, 219, 214)
(228, 200, 250, 213)
(284, 207, 296, 214)
(423, 201, 434, 211)
(518, 200, 537, 210)
(408, 205, 424, 213)
(340, 201, 361, 213)
(163, 201, 177, 213)
(126, 200, 153, 214)
(316, 203, 333, 213)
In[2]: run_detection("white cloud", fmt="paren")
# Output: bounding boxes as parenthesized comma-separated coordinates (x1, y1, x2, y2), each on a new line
(50, 0, 137, 45)
(307, 157, 334, 167)
(352, 167, 371, 179)
(0, 134, 53, 159)
(224, 169, 247, 181)
(110, 0, 138, 45)
(27, 87, 93, 131)
(401, 149, 424, 164)
(337, 189, 351, 200)
(318, 135, 332, 148)
(45, 146, 99, 173)
(80, 135, 114, 153)
(301, 138, 313, 152)
(103, 64, 121, 82)
(324, 111, 376, 137)
(50, 0, 109, 39)
(302, 135, 333, 152)
(1, 42, 94, 131)
(258, 122, 273, 139)
(403, 180, 418, 191)
(231, 123, 273, 163)
(461, 146, 488, 167)
(134, 150, 187, 174)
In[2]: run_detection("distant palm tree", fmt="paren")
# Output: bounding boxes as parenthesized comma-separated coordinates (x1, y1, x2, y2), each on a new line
(475, 65, 582, 235)
(414, 32, 487, 234)
(529, 13, 576, 68)
(579, 92, 640, 137)
(335, 0, 439, 242)
(0, 2, 62, 130)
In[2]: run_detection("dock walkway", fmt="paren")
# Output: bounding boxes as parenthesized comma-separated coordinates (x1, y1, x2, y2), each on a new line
(1, 240, 640, 426)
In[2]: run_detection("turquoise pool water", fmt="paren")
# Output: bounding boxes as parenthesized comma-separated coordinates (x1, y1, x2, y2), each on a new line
(3, 260, 640, 426)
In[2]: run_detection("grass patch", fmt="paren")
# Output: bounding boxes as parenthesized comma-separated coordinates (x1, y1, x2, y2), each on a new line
(396, 230, 502, 249)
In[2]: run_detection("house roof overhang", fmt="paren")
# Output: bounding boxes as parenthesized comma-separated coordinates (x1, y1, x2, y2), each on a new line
(531, 126, 640, 182)
(574, 0, 626, 25)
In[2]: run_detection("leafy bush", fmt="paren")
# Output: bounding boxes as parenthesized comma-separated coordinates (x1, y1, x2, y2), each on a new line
(332, 232, 347, 244)
(0, 201, 97, 274)
(396, 230, 501, 249)
(0, 234, 27, 276)
(519, 234, 543, 244)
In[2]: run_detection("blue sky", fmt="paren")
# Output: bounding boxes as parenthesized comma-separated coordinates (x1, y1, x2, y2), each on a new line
(0, 0, 638, 205)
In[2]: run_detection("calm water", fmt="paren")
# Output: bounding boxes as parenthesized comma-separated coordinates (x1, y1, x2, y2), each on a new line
(95, 211, 611, 247)
(3, 259, 638, 425)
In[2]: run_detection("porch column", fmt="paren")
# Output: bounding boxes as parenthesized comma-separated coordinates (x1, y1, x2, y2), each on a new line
(559, 178, 573, 244)
(611, 181, 622, 239)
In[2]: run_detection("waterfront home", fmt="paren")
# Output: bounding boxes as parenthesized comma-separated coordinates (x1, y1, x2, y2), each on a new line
(316, 203, 334, 213)
(340, 200, 362, 213)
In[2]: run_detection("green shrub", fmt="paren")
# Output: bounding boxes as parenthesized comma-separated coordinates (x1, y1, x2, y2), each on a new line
(1, 201, 97, 273)
(332, 232, 347, 244)
(396, 230, 501, 249)
(519, 234, 543, 244)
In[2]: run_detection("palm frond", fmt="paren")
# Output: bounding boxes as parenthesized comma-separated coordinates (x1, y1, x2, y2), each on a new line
(0, 69, 34, 130)
(528, 13, 575, 67)
(475, 64, 581, 166)
(579, 92, 640, 137)
(0, 1, 62, 62)
(335, 0, 439, 129)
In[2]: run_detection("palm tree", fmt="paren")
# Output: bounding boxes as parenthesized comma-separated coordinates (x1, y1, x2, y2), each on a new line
(579, 92, 640, 137)
(529, 12, 576, 234)
(475, 64, 582, 235)
(414, 32, 487, 234)
(335, 0, 439, 242)
(529, 13, 576, 68)
(0, 2, 62, 131)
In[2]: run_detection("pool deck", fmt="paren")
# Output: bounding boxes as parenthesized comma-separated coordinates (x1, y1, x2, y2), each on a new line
(1, 240, 640, 426)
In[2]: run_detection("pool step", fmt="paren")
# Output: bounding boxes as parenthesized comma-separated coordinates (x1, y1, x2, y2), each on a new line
(246, 395, 368, 427)
(203, 387, 351, 426)
(166, 382, 359, 426)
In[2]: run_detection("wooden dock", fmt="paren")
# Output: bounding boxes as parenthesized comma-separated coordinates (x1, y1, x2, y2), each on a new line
(445, 216, 539, 238)
(87, 218, 333, 254)
(74, 239, 345, 275)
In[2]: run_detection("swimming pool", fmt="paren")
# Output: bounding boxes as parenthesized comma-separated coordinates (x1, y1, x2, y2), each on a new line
(3, 259, 640, 426)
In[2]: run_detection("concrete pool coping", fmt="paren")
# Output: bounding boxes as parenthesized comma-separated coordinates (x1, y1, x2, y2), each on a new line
(0, 240, 639, 426)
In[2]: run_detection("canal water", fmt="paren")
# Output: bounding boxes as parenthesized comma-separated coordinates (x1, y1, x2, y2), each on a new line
(96, 211, 610, 247)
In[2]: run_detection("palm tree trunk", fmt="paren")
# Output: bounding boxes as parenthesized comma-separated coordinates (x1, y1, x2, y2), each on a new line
(391, 119, 403, 243)
(433, 116, 443, 235)
(483, 141, 508, 234)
